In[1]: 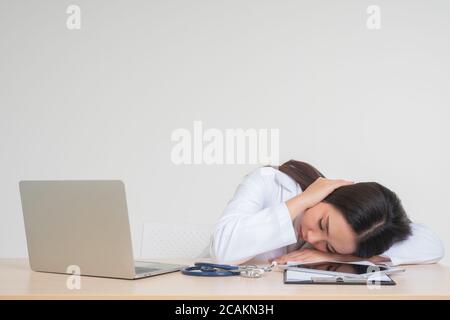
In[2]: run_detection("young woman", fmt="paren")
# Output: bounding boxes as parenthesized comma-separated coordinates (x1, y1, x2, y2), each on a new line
(209, 160, 444, 265)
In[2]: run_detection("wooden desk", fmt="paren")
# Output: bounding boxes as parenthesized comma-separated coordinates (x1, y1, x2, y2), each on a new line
(1, 259, 449, 299)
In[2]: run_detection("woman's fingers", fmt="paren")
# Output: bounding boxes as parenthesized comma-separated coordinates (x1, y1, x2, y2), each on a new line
(332, 179, 355, 187)
(272, 251, 310, 264)
(299, 177, 356, 210)
(271, 248, 334, 264)
(275, 256, 306, 264)
(328, 179, 355, 192)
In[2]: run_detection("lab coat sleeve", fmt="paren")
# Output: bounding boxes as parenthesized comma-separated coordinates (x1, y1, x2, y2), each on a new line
(209, 168, 297, 264)
(380, 223, 445, 266)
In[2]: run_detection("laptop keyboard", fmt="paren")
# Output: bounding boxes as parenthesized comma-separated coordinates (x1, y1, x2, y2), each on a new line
(135, 266, 160, 274)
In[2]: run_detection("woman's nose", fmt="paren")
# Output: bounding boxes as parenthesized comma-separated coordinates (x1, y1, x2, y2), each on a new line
(306, 230, 325, 244)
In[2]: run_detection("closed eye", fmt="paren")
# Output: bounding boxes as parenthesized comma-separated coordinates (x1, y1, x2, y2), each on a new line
(327, 243, 337, 254)
(326, 243, 333, 253)
(318, 218, 323, 231)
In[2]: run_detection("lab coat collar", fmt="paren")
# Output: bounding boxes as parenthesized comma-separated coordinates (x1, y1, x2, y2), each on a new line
(274, 167, 298, 193)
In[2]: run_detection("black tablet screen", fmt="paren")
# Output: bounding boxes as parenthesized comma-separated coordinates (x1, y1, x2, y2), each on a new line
(294, 262, 389, 275)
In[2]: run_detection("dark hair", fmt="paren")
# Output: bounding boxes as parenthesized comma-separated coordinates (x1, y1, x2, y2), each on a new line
(277, 160, 412, 258)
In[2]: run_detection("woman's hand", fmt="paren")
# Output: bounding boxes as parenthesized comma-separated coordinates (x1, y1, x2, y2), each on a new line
(270, 248, 338, 265)
(298, 177, 355, 210)
(270, 248, 392, 265)
(286, 177, 355, 220)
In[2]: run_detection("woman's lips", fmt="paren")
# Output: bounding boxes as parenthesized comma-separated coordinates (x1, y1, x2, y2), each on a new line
(298, 225, 304, 240)
(298, 225, 307, 242)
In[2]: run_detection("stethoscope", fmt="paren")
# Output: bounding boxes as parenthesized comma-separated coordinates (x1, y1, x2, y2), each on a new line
(181, 261, 278, 278)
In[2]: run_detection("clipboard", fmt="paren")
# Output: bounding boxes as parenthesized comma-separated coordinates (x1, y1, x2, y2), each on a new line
(283, 269, 396, 285)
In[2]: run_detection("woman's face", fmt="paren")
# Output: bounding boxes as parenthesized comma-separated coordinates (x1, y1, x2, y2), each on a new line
(294, 202, 357, 255)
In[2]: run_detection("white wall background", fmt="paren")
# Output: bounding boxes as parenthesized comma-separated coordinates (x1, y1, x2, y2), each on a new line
(1, 0, 449, 265)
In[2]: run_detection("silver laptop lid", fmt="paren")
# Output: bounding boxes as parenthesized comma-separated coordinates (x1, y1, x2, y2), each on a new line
(19, 180, 136, 279)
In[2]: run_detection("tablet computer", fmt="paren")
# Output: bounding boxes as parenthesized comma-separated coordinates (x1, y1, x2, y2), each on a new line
(283, 268, 396, 285)
(285, 261, 399, 278)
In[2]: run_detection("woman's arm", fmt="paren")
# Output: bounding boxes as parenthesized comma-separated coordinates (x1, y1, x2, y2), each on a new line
(271, 247, 390, 265)
(209, 167, 298, 264)
(272, 224, 444, 266)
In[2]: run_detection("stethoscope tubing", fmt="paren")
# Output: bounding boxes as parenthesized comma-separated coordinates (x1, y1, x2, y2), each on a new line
(181, 262, 241, 277)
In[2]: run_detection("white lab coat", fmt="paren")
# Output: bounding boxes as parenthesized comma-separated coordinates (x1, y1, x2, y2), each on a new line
(209, 166, 445, 266)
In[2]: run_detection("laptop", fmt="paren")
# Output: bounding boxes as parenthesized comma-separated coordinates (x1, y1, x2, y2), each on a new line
(19, 180, 187, 279)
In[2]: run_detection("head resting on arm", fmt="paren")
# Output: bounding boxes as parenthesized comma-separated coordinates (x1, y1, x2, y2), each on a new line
(277, 160, 412, 258)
